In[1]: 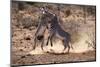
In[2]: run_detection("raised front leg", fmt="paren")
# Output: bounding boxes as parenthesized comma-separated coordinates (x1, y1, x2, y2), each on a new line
(33, 22, 42, 50)
(34, 20, 42, 36)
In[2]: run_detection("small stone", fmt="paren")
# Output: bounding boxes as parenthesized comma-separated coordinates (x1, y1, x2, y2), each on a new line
(25, 37, 31, 40)
(21, 55, 26, 58)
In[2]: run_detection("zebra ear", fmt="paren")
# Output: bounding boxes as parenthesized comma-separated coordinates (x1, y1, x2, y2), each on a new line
(40, 7, 45, 14)
(40, 7, 43, 11)
(53, 14, 56, 16)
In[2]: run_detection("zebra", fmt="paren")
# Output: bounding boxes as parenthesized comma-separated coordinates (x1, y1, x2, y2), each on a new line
(41, 7, 72, 53)
(33, 10, 48, 50)
(33, 7, 57, 50)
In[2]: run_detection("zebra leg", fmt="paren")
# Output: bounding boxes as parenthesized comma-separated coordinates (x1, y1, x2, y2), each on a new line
(50, 38, 53, 47)
(33, 19, 44, 49)
(50, 35, 53, 47)
(46, 36, 50, 46)
(70, 42, 73, 49)
(41, 38, 44, 50)
(63, 39, 68, 51)
(46, 32, 54, 46)
(67, 43, 70, 53)
(33, 23, 41, 50)
(33, 37, 37, 50)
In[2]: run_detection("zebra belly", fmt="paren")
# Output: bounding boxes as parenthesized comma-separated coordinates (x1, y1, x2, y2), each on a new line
(55, 32, 65, 40)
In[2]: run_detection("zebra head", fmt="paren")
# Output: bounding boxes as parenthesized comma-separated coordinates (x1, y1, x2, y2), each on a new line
(40, 7, 56, 23)
(40, 7, 47, 14)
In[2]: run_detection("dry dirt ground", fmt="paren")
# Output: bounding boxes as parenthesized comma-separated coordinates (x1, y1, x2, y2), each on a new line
(11, 1, 96, 66)
(11, 50, 95, 66)
(11, 28, 95, 65)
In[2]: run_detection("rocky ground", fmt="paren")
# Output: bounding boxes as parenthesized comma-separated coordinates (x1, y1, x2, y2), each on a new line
(11, 1, 96, 66)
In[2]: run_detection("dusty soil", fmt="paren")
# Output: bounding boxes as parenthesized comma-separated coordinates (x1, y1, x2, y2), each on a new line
(11, 50, 96, 66)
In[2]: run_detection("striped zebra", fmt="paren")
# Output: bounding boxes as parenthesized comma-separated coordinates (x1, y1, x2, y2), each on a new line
(40, 7, 72, 53)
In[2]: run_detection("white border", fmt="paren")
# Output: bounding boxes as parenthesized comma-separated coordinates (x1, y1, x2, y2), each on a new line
(0, 0, 10, 67)
(0, 0, 100, 67)
(14, 0, 96, 5)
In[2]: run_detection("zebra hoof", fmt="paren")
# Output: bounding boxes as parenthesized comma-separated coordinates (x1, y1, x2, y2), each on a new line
(41, 48, 44, 51)
(33, 47, 36, 50)
(50, 43, 53, 47)
(63, 48, 66, 51)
